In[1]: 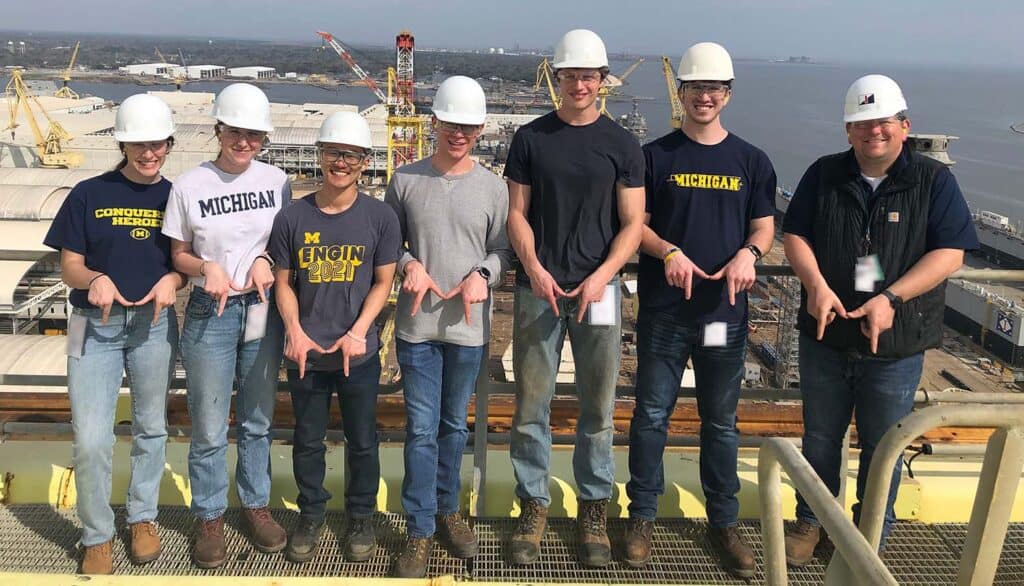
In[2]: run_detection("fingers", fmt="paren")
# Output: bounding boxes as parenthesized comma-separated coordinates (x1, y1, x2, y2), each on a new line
(576, 299, 589, 324)
(230, 278, 250, 292)
(443, 283, 463, 301)
(255, 281, 267, 304)
(343, 351, 350, 378)
(297, 352, 307, 380)
(692, 265, 710, 280)
(847, 307, 865, 319)
(727, 278, 737, 306)
(113, 291, 132, 307)
(707, 269, 724, 281)
(136, 291, 156, 306)
(563, 285, 580, 298)
(816, 310, 828, 340)
(683, 271, 692, 300)
(152, 302, 161, 326)
(546, 292, 560, 317)
(217, 292, 228, 317)
(832, 299, 849, 319)
(870, 326, 880, 354)
(463, 295, 472, 326)
(101, 302, 112, 325)
(411, 288, 426, 317)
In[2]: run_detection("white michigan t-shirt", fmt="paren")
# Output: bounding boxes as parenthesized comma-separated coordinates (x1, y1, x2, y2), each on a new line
(163, 160, 291, 293)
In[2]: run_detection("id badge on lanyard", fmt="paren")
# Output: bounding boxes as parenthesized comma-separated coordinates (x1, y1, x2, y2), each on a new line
(855, 219, 884, 293)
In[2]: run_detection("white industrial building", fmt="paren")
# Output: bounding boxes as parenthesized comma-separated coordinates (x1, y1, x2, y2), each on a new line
(228, 66, 276, 80)
(118, 63, 176, 76)
(172, 65, 226, 80)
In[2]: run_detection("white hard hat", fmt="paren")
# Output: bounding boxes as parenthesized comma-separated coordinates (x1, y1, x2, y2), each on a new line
(844, 74, 908, 123)
(552, 29, 609, 70)
(211, 83, 274, 133)
(317, 111, 372, 150)
(114, 94, 175, 142)
(432, 75, 487, 125)
(677, 42, 734, 82)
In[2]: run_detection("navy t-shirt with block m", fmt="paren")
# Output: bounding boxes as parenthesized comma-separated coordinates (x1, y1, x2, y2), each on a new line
(44, 171, 174, 309)
(638, 131, 776, 324)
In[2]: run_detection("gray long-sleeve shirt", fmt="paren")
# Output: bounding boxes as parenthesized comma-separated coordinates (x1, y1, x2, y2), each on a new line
(385, 158, 512, 346)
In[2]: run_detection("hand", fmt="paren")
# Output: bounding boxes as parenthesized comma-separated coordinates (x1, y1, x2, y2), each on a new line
(445, 271, 490, 325)
(847, 294, 895, 354)
(87, 274, 132, 325)
(402, 261, 447, 317)
(663, 248, 710, 300)
(707, 248, 758, 306)
(525, 263, 567, 316)
(233, 256, 275, 303)
(806, 281, 848, 340)
(134, 272, 180, 325)
(285, 326, 327, 380)
(565, 270, 612, 324)
(200, 261, 234, 317)
(326, 331, 367, 377)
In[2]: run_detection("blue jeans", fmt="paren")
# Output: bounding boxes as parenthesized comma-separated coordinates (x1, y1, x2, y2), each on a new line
(510, 285, 621, 505)
(627, 312, 747, 527)
(68, 303, 178, 546)
(287, 353, 381, 520)
(181, 288, 284, 520)
(795, 334, 923, 542)
(397, 339, 485, 538)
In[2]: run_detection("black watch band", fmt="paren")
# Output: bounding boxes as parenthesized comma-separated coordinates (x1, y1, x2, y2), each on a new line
(474, 267, 491, 280)
(881, 289, 903, 308)
(745, 244, 763, 260)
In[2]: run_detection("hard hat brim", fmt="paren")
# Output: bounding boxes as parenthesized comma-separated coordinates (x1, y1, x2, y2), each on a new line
(113, 129, 176, 142)
(215, 115, 274, 133)
(433, 110, 486, 126)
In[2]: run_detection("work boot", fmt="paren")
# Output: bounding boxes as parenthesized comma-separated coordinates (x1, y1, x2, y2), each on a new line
(437, 511, 478, 559)
(393, 536, 433, 578)
(193, 516, 226, 569)
(510, 498, 548, 565)
(130, 521, 161, 564)
(784, 519, 821, 567)
(344, 516, 378, 562)
(80, 540, 113, 575)
(708, 525, 755, 579)
(286, 516, 325, 563)
(241, 506, 286, 553)
(623, 517, 654, 568)
(576, 498, 611, 568)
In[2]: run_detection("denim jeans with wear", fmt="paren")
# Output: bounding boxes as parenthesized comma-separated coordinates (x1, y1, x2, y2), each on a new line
(288, 352, 381, 521)
(626, 311, 747, 527)
(181, 288, 284, 520)
(397, 339, 485, 537)
(68, 303, 178, 546)
(795, 333, 923, 542)
(510, 284, 621, 505)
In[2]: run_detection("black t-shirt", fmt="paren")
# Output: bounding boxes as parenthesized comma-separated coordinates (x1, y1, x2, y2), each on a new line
(504, 111, 645, 289)
(269, 193, 401, 371)
(44, 171, 174, 309)
(639, 131, 776, 323)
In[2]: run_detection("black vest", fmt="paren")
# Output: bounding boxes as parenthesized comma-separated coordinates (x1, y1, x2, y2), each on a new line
(797, 148, 947, 358)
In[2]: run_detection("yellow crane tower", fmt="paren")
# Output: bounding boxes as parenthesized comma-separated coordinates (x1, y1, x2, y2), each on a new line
(54, 42, 80, 100)
(6, 69, 83, 168)
(536, 57, 644, 118)
(662, 56, 684, 128)
(535, 58, 560, 110)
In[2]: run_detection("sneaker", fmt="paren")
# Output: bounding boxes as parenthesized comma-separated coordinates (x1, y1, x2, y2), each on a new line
(784, 519, 821, 567)
(708, 525, 755, 579)
(576, 498, 611, 568)
(623, 517, 654, 568)
(510, 498, 548, 565)
(241, 507, 286, 553)
(344, 516, 377, 562)
(393, 536, 433, 578)
(130, 521, 161, 564)
(193, 516, 226, 569)
(437, 511, 478, 558)
(80, 540, 113, 575)
(286, 516, 325, 563)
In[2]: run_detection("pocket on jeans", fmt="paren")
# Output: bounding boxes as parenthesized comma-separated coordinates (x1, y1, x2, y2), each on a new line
(186, 294, 214, 319)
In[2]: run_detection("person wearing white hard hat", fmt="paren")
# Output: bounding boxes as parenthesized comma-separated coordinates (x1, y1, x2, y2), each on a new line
(384, 75, 512, 578)
(504, 29, 645, 568)
(161, 82, 291, 568)
(44, 93, 184, 574)
(623, 42, 775, 578)
(268, 111, 400, 565)
(782, 74, 977, 565)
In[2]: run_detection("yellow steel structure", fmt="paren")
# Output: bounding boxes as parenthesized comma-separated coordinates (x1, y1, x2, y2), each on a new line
(662, 56, 684, 129)
(535, 57, 621, 119)
(385, 66, 426, 182)
(53, 42, 79, 100)
(534, 58, 560, 110)
(5, 69, 83, 168)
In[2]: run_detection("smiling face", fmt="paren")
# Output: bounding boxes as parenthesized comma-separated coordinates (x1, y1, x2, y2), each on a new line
(433, 118, 482, 162)
(120, 140, 170, 183)
(318, 142, 367, 191)
(215, 124, 266, 172)
(679, 81, 731, 126)
(556, 68, 603, 113)
(846, 115, 910, 168)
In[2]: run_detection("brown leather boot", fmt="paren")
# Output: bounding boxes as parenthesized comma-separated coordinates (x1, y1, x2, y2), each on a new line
(708, 525, 755, 579)
(437, 511, 478, 559)
(130, 521, 161, 564)
(623, 517, 654, 568)
(193, 516, 226, 569)
(576, 498, 611, 568)
(393, 536, 433, 578)
(510, 498, 548, 565)
(241, 507, 286, 553)
(80, 540, 113, 575)
(785, 519, 821, 567)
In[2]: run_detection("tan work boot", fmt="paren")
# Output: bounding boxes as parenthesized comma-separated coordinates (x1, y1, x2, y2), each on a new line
(708, 525, 755, 579)
(393, 536, 433, 578)
(510, 498, 548, 565)
(241, 506, 287, 553)
(80, 540, 113, 575)
(623, 517, 654, 568)
(130, 521, 161, 564)
(576, 498, 611, 568)
(193, 516, 226, 569)
(785, 519, 821, 567)
(437, 511, 478, 559)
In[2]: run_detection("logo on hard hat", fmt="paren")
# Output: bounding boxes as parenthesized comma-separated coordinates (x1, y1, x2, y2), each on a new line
(858, 94, 875, 106)
(130, 228, 150, 240)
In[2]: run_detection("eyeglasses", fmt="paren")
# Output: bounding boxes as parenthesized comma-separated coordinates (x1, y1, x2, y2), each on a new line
(320, 147, 367, 165)
(220, 126, 267, 143)
(850, 117, 904, 130)
(435, 120, 482, 137)
(682, 82, 730, 96)
(556, 71, 603, 84)
(125, 140, 170, 154)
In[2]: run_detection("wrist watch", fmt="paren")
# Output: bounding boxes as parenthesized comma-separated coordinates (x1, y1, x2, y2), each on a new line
(257, 252, 275, 269)
(474, 267, 491, 280)
(880, 289, 903, 308)
(744, 244, 763, 261)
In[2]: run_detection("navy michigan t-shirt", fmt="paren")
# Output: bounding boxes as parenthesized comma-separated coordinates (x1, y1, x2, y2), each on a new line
(44, 171, 174, 309)
(639, 131, 776, 324)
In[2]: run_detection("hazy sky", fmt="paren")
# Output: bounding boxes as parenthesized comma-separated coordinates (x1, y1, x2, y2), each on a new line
(5, 1, 1021, 67)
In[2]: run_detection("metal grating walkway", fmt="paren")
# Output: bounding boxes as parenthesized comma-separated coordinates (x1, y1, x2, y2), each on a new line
(1, 505, 1022, 584)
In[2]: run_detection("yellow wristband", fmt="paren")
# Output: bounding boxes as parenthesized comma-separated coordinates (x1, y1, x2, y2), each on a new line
(663, 247, 681, 262)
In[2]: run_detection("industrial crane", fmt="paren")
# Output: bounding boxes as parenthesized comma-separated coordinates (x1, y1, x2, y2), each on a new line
(54, 42, 80, 100)
(662, 56, 684, 129)
(316, 31, 389, 104)
(535, 57, 645, 118)
(5, 69, 83, 168)
(173, 49, 188, 90)
(534, 58, 560, 110)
